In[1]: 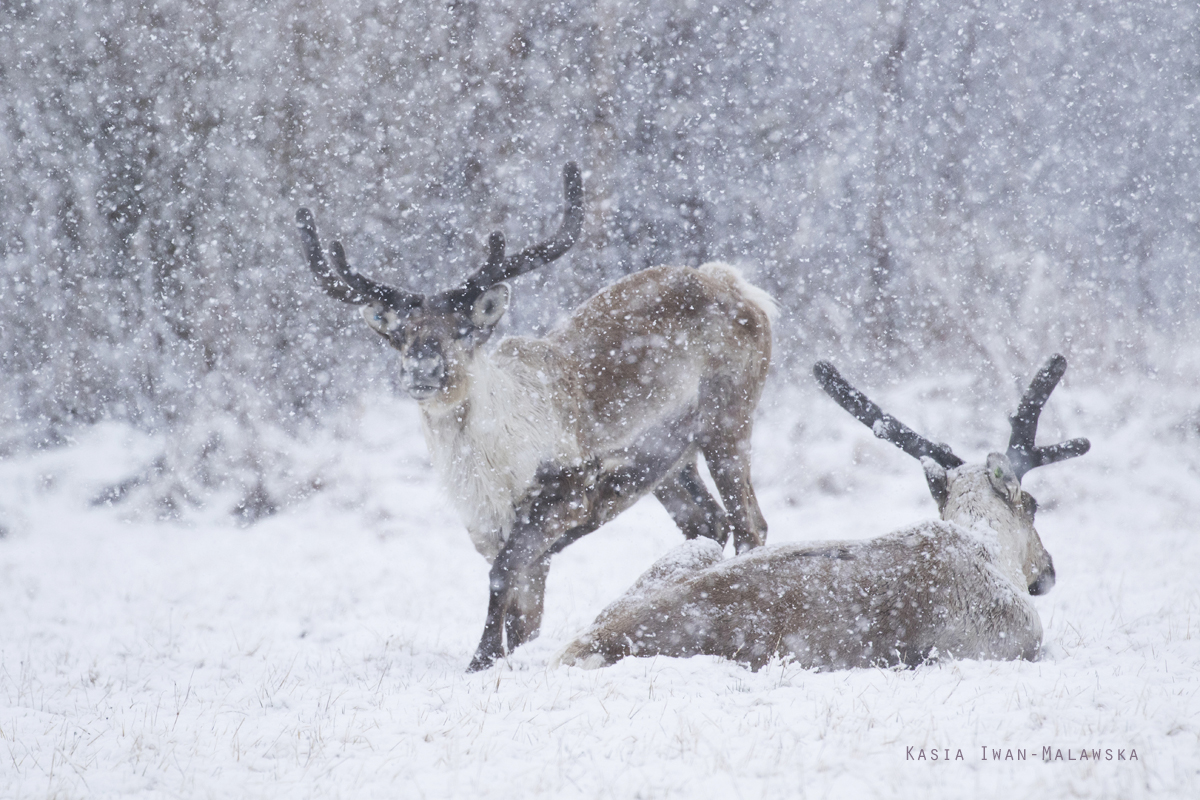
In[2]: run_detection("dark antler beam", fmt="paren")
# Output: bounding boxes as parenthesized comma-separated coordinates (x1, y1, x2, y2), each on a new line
(813, 361, 964, 469)
(295, 208, 421, 310)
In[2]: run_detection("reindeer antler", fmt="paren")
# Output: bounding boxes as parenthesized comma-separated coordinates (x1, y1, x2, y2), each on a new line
(1006, 354, 1091, 479)
(813, 361, 964, 469)
(460, 162, 584, 301)
(296, 208, 422, 309)
(299, 163, 583, 313)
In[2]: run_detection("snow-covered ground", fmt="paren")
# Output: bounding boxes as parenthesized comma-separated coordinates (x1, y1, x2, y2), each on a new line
(2, 374, 1199, 799)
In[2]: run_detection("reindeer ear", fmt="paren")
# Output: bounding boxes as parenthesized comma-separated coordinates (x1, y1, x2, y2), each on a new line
(471, 283, 510, 327)
(920, 457, 949, 513)
(362, 303, 399, 334)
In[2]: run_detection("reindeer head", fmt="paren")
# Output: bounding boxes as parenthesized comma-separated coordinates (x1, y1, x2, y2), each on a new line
(296, 164, 584, 403)
(814, 355, 1090, 596)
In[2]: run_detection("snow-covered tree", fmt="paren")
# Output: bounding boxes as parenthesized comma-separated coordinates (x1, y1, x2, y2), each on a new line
(2, 0, 1196, 515)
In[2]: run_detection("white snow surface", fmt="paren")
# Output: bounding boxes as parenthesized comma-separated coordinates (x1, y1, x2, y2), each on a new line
(2, 379, 1199, 799)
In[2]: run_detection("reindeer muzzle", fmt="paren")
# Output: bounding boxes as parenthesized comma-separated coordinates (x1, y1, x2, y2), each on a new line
(402, 353, 446, 399)
(1028, 559, 1056, 595)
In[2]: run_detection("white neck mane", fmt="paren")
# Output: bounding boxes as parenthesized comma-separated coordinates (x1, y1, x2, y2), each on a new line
(419, 345, 579, 562)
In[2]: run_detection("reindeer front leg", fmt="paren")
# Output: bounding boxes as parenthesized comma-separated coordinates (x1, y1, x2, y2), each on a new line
(469, 436, 693, 671)
(469, 527, 554, 672)
(468, 461, 600, 672)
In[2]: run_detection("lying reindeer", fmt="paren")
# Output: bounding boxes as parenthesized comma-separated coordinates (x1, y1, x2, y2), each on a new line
(556, 355, 1090, 671)
(296, 164, 774, 670)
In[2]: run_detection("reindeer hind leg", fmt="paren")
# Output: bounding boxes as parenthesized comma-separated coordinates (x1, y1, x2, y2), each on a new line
(699, 380, 768, 554)
(504, 553, 552, 649)
(705, 447, 767, 554)
(653, 458, 730, 547)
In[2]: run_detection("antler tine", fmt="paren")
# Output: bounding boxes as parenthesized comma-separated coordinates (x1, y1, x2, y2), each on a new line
(485, 230, 506, 271)
(328, 240, 422, 309)
(295, 208, 421, 310)
(463, 162, 584, 297)
(814, 361, 964, 469)
(297, 208, 361, 304)
(1007, 354, 1091, 479)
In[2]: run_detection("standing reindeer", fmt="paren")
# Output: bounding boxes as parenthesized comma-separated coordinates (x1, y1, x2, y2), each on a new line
(556, 355, 1090, 671)
(296, 164, 774, 670)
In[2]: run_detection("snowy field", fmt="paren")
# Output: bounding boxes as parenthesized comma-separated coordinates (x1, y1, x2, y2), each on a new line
(2, 374, 1199, 799)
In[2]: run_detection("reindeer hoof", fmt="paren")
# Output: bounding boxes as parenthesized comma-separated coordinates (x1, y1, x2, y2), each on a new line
(466, 652, 497, 672)
(733, 532, 765, 554)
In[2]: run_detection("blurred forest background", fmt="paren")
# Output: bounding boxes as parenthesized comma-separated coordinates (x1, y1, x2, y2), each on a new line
(1, 0, 1197, 518)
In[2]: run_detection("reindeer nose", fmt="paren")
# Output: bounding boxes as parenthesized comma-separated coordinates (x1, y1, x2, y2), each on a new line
(407, 354, 445, 386)
(402, 338, 447, 398)
(1029, 560, 1056, 595)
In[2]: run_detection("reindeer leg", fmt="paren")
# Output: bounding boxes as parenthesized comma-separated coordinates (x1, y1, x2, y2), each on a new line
(504, 553, 552, 648)
(705, 444, 767, 554)
(471, 416, 703, 671)
(653, 458, 730, 546)
(469, 571, 509, 672)
(504, 445, 691, 650)
(699, 380, 767, 554)
(469, 461, 600, 671)
(469, 524, 555, 672)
